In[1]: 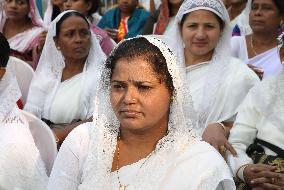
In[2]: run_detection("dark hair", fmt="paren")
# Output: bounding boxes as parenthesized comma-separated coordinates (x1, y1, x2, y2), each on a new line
(52, 6, 61, 21)
(180, 11, 225, 31)
(0, 33, 10, 68)
(56, 11, 90, 36)
(106, 37, 175, 95)
(252, 0, 284, 14)
(85, 0, 100, 16)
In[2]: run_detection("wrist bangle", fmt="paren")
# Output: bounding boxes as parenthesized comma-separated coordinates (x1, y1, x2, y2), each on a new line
(236, 164, 251, 181)
(217, 122, 226, 132)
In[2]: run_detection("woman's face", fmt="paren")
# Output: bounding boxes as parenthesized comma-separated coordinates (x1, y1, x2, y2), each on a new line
(63, 0, 91, 16)
(250, 0, 282, 33)
(180, 10, 222, 59)
(110, 58, 171, 133)
(55, 15, 91, 62)
(118, 0, 138, 15)
(4, 0, 29, 21)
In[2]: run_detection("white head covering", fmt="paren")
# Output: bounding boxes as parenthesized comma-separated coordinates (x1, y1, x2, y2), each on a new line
(24, 10, 106, 120)
(233, 0, 252, 35)
(0, 65, 27, 125)
(0, 0, 44, 52)
(250, 33, 284, 133)
(43, 0, 54, 27)
(78, 36, 200, 189)
(168, 0, 232, 129)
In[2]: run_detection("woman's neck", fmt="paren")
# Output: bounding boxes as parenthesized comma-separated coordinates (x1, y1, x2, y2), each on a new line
(3, 18, 32, 39)
(61, 58, 85, 81)
(184, 49, 213, 67)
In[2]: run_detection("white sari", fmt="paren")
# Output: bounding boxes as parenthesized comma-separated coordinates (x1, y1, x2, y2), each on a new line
(48, 36, 235, 190)
(166, 0, 259, 132)
(0, 67, 48, 190)
(231, 36, 283, 79)
(24, 11, 106, 124)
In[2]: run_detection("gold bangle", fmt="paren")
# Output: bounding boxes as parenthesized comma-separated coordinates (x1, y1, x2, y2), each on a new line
(217, 122, 226, 132)
(236, 164, 252, 181)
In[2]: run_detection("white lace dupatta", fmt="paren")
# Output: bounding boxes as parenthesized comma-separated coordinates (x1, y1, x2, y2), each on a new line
(0, 66, 26, 125)
(78, 36, 200, 189)
(24, 10, 106, 120)
(167, 0, 233, 129)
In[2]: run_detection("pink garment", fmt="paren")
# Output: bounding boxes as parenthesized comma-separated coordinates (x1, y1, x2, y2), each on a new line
(0, 0, 44, 66)
(91, 24, 115, 56)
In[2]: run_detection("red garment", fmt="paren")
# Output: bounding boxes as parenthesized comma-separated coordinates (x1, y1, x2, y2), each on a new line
(117, 18, 129, 42)
(17, 99, 23, 110)
(154, 0, 170, 34)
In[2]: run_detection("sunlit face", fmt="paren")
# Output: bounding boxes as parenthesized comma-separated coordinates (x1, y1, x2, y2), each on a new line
(180, 10, 222, 59)
(55, 15, 91, 62)
(4, 0, 29, 21)
(63, 0, 91, 16)
(249, 0, 282, 33)
(110, 58, 171, 133)
(0, 68, 6, 80)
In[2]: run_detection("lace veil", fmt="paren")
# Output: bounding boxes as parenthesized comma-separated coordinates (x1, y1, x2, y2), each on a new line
(0, 65, 27, 125)
(24, 10, 106, 120)
(166, 0, 232, 129)
(78, 36, 200, 189)
(250, 33, 284, 133)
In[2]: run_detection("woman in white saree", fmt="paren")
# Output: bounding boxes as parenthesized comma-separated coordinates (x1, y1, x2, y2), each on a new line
(48, 36, 236, 190)
(24, 10, 106, 145)
(227, 33, 284, 190)
(165, 0, 259, 156)
(0, 36, 48, 189)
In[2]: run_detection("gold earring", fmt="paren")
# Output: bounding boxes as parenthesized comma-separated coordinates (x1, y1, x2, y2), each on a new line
(57, 46, 61, 50)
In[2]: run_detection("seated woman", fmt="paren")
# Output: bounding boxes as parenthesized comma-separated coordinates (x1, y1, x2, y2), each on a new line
(0, 33, 48, 190)
(0, 0, 44, 68)
(143, 0, 182, 35)
(166, 0, 259, 156)
(227, 33, 284, 190)
(231, 0, 284, 79)
(24, 10, 106, 145)
(63, 0, 115, 55)
(48, 36, 235, 190)
(98, 0, 150, 42)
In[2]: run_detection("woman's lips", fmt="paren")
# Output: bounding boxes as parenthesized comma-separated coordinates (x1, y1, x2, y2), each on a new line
(120, 110, 141, 118)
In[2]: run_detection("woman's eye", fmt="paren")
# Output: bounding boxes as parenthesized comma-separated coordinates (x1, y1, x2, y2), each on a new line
(112, 84, 124, 89)
(187, 24, 197, 29)
(138, 85, 151, 91)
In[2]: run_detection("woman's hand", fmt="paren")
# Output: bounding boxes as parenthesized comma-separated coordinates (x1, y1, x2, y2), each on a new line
(247, 64, 264, 80)
(37, 31, 47, 52)
(244, 164, 281, 189)
(202, 123, 237, 158)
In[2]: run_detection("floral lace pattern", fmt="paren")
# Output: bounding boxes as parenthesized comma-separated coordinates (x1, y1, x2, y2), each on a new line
(0, 67, 26, 125)
(78, 36, 201, 189)
(170, 0, 232, 128)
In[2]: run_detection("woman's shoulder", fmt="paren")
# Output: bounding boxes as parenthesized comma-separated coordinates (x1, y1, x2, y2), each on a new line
(228, 57, 259, 80)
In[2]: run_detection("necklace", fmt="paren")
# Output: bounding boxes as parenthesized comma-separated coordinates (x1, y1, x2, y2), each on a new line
(250, 35, 259, 56)
(116, 134, 156, 190)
